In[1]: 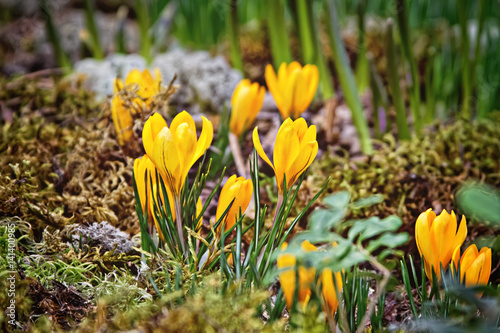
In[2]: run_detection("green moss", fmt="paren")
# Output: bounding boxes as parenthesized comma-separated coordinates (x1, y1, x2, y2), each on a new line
(314, 115, 500, 227)
(0, 75, 139, 235)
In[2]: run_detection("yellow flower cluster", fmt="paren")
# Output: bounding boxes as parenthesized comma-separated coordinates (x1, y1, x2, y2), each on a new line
(130, 62, 320, 276)
(112, 68, 162, 145)
(278, 241, 342, 315)
(228, 61, 319, 138)
(415, 208, 491, 289)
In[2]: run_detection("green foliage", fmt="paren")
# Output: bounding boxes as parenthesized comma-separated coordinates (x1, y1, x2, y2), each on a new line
(456, 182, 500, 227)
(401, 255, 500, 331)
(134, 147, 328, 298)
(277, 191, 408, 331)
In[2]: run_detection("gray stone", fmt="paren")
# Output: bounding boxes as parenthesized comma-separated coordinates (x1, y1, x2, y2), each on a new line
(71, 221, 137, 254)
(74, 49, 242, 113)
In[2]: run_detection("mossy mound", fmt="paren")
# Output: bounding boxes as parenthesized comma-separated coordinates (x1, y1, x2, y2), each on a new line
(315, 116, 500, 248)
(0, 75, 139, 236)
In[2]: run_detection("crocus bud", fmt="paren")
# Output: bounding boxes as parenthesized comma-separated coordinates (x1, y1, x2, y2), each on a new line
(265, 62, 319, 119)
(415, 209, 467, 282)
(253, 117, 318, 193)
(230, 79, 265, 137)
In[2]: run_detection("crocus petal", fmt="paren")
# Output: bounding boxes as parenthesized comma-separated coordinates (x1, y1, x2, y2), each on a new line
(460, 244, 479, 282)
(174, 122, 197, 189)
(143, 113, 168, 159)
(292, 117, 308, 140)
(465, 252, 485, 286)
(252, 127, 274, 170)
(265, 64, 283, 114)
(114, 78, 124, 93)
(192, 116, 214, 164)
(215, 175, 253, 231)
(478, 247, 492, 286)
(153, 127, 180, 193)
(111, 96, 133, 145)
(301, 65, 319, 112)
(215, 175, 239, 225)
(283, 68, 301, 119)
(277, 242, 297, 308)
(286, 141, 318, 186)
(230, 82, 253, 136)
(452, 214, 468, 255)
(154, 68, 162, 90)
(321, 269, 342, 315)
(273, 125, 300, 189)
(133, 157, 147, 212)
(277, 62, 289, 97)
(125, 68, 142, 87)
(451, 245, 461, 275)
(430, 209, 454, 266)
(170, 111, 196, 137)
(415, 209, 436, 280)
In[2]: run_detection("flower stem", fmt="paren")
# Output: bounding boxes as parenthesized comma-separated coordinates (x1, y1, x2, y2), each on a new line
(174, 196, 187, 255)
(272, 193, 284, 228)
(228, 132, 247, 178)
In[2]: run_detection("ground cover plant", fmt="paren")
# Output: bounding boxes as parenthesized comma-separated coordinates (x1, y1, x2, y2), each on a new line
(1, 0, 500, 332)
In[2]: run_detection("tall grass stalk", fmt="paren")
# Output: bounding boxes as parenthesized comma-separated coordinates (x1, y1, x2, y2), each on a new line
(369, 56, 389, 138)
(457, 0, 471, 118)
(395, 0, 422, 136)
(267, 0, 292, 68)
(355, 0, 369, 94)
(325, 0, 373, 154)
(83, 0, 103, 59)
(114, 6, 129, 54)
(40, 0, 71, 71)
(227, 0, 243, 71)
(385, 19, 411, 140)
(294, 0, 334, 98)
(424, 48, 436, 123)
(134, 0, 152, 63)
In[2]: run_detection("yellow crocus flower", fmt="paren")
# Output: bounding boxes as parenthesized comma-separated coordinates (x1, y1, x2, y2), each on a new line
(215, 175, 253, 232)
(112, 68, 162, 145)
(115, 68, 162, 110)
(111, 95, 134, 145)
(230, 79, 266, 137)
(321, 243, 343, 316)
(415, 209, 467, 282)
(133, 154, 175, 241)
(133, 155, 153, 217)
(265, 62, 319, 119)
(147, 111, 214, 196)
(141, 111, 212, 253)
(452, 244, 492, 289)
(278, 241, 318, 309)
(252, 117, 318, 193)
